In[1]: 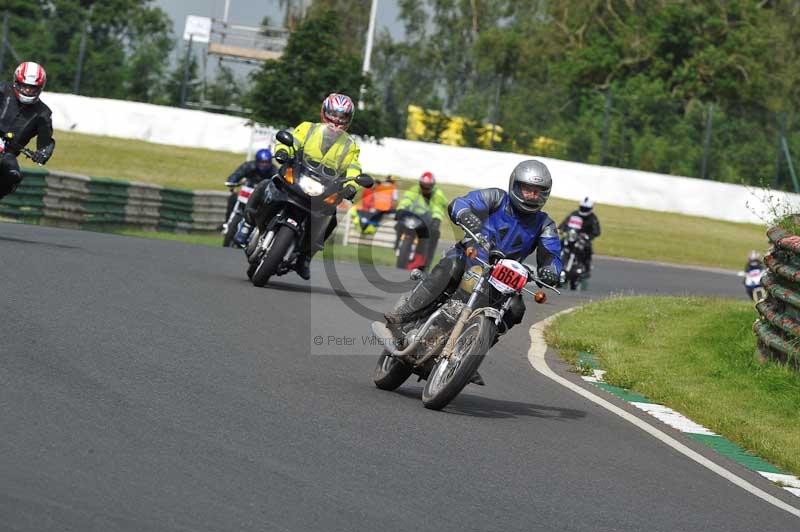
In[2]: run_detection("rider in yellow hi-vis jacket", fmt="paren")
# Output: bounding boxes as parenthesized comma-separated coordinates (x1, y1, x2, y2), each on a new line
(274, 121, 362, 183)
(237, 93, 362, 280)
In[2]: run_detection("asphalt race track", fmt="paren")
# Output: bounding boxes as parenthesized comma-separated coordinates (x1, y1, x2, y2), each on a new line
(1, 222, 798, 531)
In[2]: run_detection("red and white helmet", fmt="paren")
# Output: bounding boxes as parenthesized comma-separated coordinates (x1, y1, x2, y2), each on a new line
(321, 93, 354, 130)
(419, 171, 435, 191)
(14, 62, 46, 105)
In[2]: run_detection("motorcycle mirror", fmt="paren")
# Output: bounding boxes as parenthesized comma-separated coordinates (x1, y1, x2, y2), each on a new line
(276, 130, 294, 146)
(355, 174, 375, 188)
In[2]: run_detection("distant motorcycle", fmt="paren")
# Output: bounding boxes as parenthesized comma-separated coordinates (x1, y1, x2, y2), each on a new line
(559, 229, 589, 290)
(741, 267, 766, 302)
(395, 208, 434, 270)
(222, 179, 256, 247)
(245, 130, 374, 286)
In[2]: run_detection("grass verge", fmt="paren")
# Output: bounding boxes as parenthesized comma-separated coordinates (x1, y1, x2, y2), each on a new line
(545, 296, 800, 476)
(32, 130, 768, 270)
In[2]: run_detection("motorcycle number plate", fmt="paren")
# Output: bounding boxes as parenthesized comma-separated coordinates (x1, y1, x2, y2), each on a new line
(488, 259, 528, 294)
(567, 215, 584, 230)
(237, 185, 254, 203)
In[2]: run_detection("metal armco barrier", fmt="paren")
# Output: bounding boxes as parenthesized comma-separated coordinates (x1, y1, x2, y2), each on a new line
(0, 169, 228, 231)
(754, 224, 800, 368)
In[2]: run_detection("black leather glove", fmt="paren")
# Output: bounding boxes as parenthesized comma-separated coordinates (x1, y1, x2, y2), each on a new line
(456, 209, 482, 236)
(342, 184, 357, 201)
(537, 267, 559, 287)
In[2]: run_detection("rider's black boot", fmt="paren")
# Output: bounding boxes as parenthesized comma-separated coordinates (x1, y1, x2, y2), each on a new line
(295, 255, 311, 280)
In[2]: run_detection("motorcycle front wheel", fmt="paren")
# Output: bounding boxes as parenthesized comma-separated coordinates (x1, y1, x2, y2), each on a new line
(396, 234, 414, 269)
(373, 351, 413, 390)
(421, 315, 496, 410)
(222, 213, 242, 247)
(252, 225, 294, 287)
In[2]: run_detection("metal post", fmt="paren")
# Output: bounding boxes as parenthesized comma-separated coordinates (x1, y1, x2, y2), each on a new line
(223, 0, 231, 22)
(600, 87, 612, 165)
(700, 103, 714, 179)
(774, 112, 788, 188)
(179, 35, 194, 107)
(782, 136, 800, 194)
(0, 12, 8, 75)
(73, 16, 90, 94)
(358, 0, 379, 110)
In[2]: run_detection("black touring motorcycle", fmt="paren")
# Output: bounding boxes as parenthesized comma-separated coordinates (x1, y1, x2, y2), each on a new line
(371, 224, 560, 410)
(245, 130, 373, 286)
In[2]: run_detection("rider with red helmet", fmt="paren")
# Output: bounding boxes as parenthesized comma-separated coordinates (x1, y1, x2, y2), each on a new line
(0, 62, 55, 200)
(394, 171, 449, 269)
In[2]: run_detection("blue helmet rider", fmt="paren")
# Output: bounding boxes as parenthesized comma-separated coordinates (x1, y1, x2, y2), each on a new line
(255, 148, 273, 177)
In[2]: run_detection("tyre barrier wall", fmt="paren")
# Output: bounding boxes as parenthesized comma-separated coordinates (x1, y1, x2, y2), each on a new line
(754, 224, 800, 369)
(0, 169, 228, 231)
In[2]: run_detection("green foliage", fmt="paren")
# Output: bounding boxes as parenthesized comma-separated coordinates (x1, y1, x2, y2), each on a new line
(1, 0, 173, 101)
(247, 8, 388, 138)
(375, 0, 800, 188)
(205, 64, 242, 109)
(161, 46, 200, 107)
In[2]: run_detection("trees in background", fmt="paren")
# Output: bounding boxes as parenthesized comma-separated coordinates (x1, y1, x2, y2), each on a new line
(373, 0, 800, 187)
(247, 8, 388, 138)
(2, 0, 173, 103)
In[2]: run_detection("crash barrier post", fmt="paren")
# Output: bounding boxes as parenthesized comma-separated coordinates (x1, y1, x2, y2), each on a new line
(754, 222, 800, 369)
(0, 168, 228, 231)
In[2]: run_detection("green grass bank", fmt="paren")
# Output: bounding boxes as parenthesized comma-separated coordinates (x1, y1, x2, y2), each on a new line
(30, 130, 768, 270)
(545, 296, 800, 476)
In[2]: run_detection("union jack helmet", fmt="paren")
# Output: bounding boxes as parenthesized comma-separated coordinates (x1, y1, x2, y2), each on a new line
(321, 93, 354, 130)
(14, 62, 46, 105)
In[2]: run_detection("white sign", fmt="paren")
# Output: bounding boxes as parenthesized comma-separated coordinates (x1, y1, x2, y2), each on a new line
(247, 125, 277, 160)
(183, 15, 212, 43)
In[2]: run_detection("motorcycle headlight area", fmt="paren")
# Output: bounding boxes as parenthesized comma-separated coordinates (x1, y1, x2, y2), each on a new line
(298, 175, 326, 196)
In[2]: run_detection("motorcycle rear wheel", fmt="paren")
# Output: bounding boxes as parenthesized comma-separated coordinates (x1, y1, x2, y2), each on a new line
(252, 226, 294, 287)
(422, 315, 496, 410)
(373, 351, 413, 390)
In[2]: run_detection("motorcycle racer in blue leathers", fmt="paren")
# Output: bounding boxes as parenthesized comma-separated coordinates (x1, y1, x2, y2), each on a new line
(385, 160, 562, 339)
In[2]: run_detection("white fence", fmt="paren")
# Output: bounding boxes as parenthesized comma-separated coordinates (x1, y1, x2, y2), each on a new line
(43, 91, 800, 224)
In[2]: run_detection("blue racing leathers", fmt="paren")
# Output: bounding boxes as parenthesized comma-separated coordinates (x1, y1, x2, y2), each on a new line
(385, 188, 561, 328)
(448, 188, 562, 274)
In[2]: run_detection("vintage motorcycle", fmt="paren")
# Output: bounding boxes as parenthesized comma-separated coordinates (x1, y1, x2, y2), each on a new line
(371, 223, 560, 410)
(395, 207, 435, 271)
(245, 130, 373, 286)
(559, 228, 589, 290)
(222, 179, 256, 247)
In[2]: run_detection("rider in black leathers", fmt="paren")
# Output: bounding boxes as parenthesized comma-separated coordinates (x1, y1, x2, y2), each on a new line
(223, 148, 277, 222)
(558, 197, 601, 276)
(0, 62, 55, 200)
